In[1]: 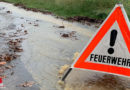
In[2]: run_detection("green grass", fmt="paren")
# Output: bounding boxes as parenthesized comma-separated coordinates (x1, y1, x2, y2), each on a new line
(2, 0, 130, 20)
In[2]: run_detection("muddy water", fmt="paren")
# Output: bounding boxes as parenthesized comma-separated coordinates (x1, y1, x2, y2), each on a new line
(0, 5, 40, 89)
(0, 2, 98, 90)
(1, 2, 130, 90)
(20, 9, 95, 90)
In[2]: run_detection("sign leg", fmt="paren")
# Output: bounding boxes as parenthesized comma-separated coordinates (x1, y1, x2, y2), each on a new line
(62, 68, 72, 81)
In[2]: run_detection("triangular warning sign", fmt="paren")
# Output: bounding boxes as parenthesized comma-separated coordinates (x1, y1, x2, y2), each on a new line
(72, 4, 130, 77)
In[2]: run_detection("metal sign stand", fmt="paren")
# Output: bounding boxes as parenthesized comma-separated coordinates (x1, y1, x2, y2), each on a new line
(62, 68, 72, 81)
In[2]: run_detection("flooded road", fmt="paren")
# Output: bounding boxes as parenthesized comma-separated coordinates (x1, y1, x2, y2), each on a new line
(19, 6, 96, 90)
(0, 2, 130, 90)
(0, 2, 98, 90)
(1, 2, 130, 90)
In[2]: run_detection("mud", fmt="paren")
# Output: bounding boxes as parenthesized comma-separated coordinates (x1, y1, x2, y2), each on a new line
(6, 10, 11, 14)
(58, 26, 65, 28)
(66, 16, 103, 23)
(60, 31, 78, 40)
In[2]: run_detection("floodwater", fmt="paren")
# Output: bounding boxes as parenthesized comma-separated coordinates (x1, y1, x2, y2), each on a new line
(0, 2, 130, 90)
(0, 2, 97, 90)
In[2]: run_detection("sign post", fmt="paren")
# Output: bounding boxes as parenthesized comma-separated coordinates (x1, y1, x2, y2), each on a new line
(62, 4, 130, 81)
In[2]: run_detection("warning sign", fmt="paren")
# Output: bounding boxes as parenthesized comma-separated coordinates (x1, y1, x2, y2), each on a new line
(72, 4, 130, 77)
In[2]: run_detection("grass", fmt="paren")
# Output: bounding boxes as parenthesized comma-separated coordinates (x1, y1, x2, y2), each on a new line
(2, 0, 130, 20)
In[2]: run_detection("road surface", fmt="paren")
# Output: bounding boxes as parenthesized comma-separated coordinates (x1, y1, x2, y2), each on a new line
(0, 2, 130, 90)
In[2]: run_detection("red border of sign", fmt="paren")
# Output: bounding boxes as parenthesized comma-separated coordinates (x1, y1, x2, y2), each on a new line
(73, 6, 130, 76)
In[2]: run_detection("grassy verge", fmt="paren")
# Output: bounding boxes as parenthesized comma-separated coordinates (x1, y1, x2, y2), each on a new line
(1, 0, 130, 20)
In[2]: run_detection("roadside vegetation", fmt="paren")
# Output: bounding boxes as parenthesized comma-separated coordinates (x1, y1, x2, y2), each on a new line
(2, 0, 130, 20)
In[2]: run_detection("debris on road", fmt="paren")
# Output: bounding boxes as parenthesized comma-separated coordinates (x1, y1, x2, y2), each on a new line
(95, 25, 100, 28)
(72, 52, 80, 61)
(57, 80, 65, 88)
(10, 71, 14, 75)
(5, 65, 14, 69)
(6, 11, 12, 14)
(28, 22, 32, 24)
(58, 26, 65, 28)
(34, 24, 39, 27)
(21, 24, 24, 27)
(66, 16, 103, 23)
(0, 62, 6, 65)
(61, 33, 69, 38)
(53, 25, 65, 28)
(0, 7, 28, 82)
(0, 33, 6, 37)
(60, 31, 78, 40)
(0, 75, 7, 79)
(18, 81, 35, 87)
(24, 30, 28, 34)
(59, 64, 69, 75)
(0, 68, 4, 73)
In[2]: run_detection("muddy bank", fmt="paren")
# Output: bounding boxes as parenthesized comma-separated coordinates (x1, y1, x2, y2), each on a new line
(14, 3, 103, 23)
(66, 16, 103, 23)
(1, 1, 103, 24)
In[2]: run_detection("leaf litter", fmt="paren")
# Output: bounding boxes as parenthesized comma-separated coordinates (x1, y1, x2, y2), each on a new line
(17, 81, 35, 87)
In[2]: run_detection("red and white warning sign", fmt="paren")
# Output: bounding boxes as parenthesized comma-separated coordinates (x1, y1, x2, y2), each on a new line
(0, 78, 5, 88)
(72, 4, 130, 77)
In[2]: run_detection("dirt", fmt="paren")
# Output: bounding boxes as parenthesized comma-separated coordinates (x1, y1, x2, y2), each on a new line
(6, 10, 11, 14)
(58, 26, 65, 28)
(59, 65, 70, 74)
(17, 81, 35, 87)
(60, 31, 78, 40)
(66, 16, 103, 23)
(72, 52, 80, 61)
(61, 34, 69, 38)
